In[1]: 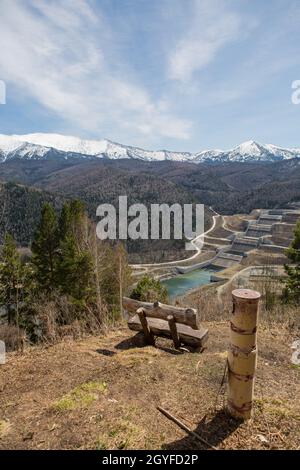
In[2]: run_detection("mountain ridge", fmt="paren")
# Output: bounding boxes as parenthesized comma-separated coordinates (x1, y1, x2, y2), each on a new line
(0, 133, 299, 163)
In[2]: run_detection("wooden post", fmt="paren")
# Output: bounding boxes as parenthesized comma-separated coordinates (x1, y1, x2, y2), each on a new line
(136, 308, 155, 346)
(167, 315, 181, 349)
(227, 288, 261, 420)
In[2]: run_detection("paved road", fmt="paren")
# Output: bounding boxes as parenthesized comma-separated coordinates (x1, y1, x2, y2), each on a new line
(130, 209, 221, 269)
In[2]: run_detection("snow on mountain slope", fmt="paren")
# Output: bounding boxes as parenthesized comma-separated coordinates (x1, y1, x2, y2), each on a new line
(10, 133, 108, 156)
(0, 133, 299, 163)
(0, 134, 24, 153)
(0, 133, 195, 162)
(193, 148, 223, 162)
(224, 140, 273, 161)
(234, 140, 263, 156)
(265, 143, 299, 160)
(194, 141, 300, 163)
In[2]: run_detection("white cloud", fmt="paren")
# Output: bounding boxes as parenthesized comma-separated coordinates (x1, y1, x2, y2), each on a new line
(0, 0, 192, 142)
(168, 0, 244, 82)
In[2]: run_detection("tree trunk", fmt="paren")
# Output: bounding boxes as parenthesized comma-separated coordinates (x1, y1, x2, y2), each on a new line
(227, 288, 261, 420)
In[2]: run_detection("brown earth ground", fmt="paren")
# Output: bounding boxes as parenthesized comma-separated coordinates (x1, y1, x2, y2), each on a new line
(0, 321, 299, 450)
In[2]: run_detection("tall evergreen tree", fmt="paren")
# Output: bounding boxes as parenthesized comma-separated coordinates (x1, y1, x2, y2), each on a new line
(57, 201, 95, 305)
(0, 234, 30, 324)
(31, 203, 59, 291)
(59, 200, 87, 242)
(58, 202, 72, 240)
(57, 234, 95, 304)
(283, 220, 300, 303)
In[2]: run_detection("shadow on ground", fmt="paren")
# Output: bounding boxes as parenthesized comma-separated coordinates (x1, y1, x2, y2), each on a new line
(163, 409, 241, 450)
(95, 348, 116, 357)
(115, 332, 184, 355)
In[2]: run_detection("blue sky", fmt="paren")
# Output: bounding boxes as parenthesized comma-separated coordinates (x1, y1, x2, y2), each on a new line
(0, 0, 299, 152)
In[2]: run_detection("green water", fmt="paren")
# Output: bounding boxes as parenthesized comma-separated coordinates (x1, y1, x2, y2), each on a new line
(162, 268, 219, 298)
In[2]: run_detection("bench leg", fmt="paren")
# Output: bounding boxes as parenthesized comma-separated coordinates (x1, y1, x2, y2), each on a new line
(137, 308, 155, 346)
(167, 315, 181, 349)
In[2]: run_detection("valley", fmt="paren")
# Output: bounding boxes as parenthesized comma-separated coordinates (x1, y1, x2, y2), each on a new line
(0, 132, 299, 339)
(0, 149, 299, 263)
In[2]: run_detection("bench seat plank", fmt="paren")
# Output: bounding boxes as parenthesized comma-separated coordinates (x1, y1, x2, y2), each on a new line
(123, 296, 198, 329)
(128, 314, 208, 348)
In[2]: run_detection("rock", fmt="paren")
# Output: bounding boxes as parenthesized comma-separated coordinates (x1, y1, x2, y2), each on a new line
(257, 434, 269, 445)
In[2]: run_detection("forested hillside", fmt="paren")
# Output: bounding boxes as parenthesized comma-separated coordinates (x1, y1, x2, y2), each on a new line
(0, 182, 65, 244)
(0, 156, 299, 257)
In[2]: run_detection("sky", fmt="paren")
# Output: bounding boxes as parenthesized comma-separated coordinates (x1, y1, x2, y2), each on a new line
(0, 0, 299, 152)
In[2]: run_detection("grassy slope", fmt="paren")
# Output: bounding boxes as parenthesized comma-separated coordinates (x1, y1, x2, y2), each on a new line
(0, 323, 299, 450)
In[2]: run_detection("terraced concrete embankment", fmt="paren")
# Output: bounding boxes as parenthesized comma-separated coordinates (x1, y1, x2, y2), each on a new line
(258, 214, 282, 225)
(228, 236, 258, 255)
(177, 208, 300, 279)
(132, 209, 299, 296)
(257, 209, 300, 251)
(209, 252, 243, 269)
(246, 223, 272, 239)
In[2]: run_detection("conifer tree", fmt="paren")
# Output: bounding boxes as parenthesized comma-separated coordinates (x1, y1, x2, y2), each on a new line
(57, 200, 95, 304)
(57, 234, 95, 304)
(31, 203, 59, 291)
(58, 202, 72, 240)
(59, 200, 86, 242)
(0, 234, 30, 324)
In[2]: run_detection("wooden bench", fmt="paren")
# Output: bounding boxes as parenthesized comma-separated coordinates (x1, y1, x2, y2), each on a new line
(122, 297, 208, 350)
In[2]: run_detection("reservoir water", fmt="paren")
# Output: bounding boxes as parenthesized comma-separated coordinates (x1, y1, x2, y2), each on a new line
(162, 267, 220, 298)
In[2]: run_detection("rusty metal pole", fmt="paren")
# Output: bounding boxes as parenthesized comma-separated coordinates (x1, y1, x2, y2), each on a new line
(227, 288, 261, 420)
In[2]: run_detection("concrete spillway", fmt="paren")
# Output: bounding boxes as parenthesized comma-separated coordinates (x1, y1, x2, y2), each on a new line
(229, 236, 259, 255)
(258, 214, 282, 225)
(246, 223, 271, 239)
(210, 252, 243, 269)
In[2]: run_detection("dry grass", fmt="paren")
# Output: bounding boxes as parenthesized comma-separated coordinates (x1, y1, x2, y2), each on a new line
(0, 420, 11, 438)
(96, 416, 147, 450)
(180, 286, 228, 322)
(223, 215, 248, 232)
(0, 325, 25, 352)
(52, 381, 107, 412)
(0, 321, 299, 450)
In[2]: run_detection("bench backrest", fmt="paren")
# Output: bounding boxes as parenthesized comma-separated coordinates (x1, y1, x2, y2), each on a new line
(122, 297, 198, 330)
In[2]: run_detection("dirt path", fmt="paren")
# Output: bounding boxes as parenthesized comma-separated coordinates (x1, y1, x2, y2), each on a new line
(0, 324, 299, 450)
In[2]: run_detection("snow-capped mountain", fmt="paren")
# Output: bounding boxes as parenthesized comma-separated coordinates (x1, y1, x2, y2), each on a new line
(0, 134, 299, 164)
(194, 141, 300, 163)
(217, 141, 300, 162)
(0, 133, 194, 163)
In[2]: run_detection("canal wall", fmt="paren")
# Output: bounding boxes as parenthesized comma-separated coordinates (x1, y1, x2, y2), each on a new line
(175, 254, 218, 274)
